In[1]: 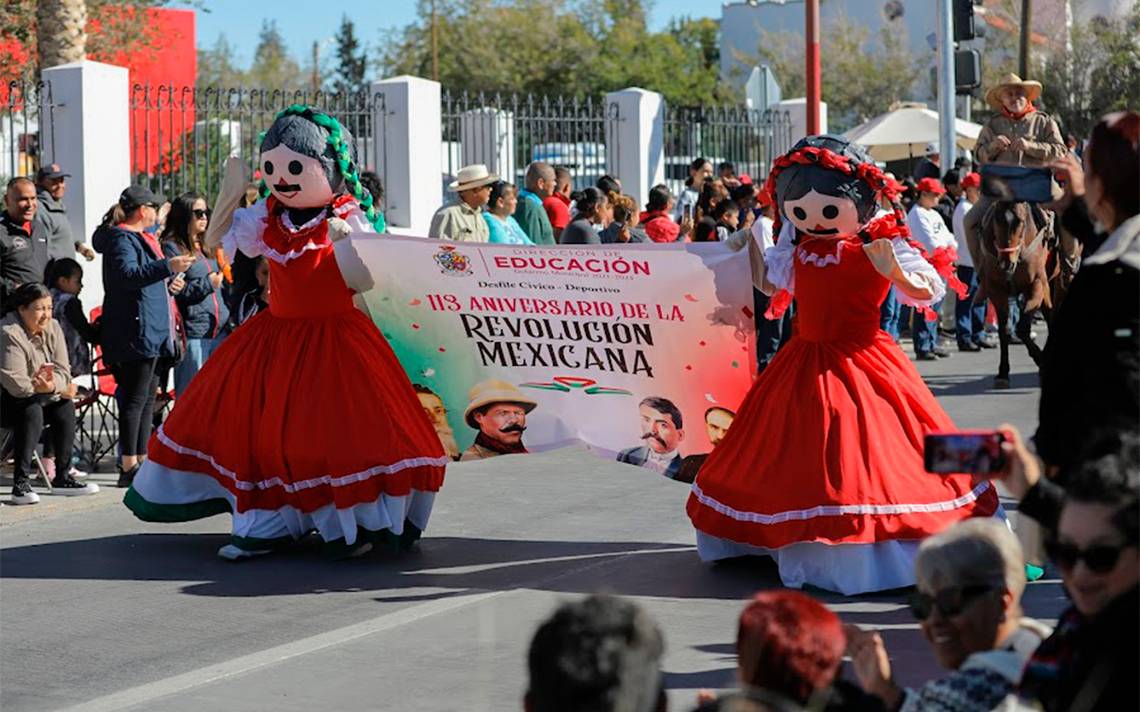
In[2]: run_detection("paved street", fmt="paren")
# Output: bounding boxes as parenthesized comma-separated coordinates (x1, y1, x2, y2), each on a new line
(1, 337, 1068, 712)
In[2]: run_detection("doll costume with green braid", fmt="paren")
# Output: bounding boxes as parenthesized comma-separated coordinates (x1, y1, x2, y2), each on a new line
(125, 106, 448, 560)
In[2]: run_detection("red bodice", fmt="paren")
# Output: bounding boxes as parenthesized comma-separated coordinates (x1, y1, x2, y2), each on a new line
(792, 236, 890, 343)
(262, 200, 355, 319)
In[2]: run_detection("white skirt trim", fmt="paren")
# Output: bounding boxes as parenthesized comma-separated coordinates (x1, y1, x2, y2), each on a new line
(132, 461, 436, 546)
(155, 425, 449, 494)
(695, 531, 919, 595)
(690, 480, 992, 525)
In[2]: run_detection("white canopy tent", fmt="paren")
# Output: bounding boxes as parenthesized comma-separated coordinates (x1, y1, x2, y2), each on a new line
(843, 102, 983, 162)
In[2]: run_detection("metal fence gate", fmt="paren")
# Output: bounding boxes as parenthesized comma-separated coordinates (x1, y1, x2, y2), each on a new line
(2, 80, 56, 183)
(663, 105, 794, 197)
(441, 90, 620, 193)
(129, 85, 387, 202)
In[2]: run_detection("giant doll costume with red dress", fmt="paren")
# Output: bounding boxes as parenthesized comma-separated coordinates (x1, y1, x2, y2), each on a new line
(687, 136, 997, 594)
(124, 106, 448, 560)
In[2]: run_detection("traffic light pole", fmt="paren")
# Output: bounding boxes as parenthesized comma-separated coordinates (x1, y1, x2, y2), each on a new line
(805, 0, 821, 135)
(936, 0, 958, 168)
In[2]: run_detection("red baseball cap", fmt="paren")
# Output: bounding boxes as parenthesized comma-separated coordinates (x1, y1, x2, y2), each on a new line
(960, 172, 981, 189)
(915, 177, 946, 194)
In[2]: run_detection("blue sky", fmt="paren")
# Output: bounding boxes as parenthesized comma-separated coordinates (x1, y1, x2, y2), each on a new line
(181, 0, 721, 69)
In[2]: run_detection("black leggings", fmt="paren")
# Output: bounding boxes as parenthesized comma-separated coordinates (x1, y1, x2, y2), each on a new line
(2, 391, 75, 484)
(113, 358, 161, 457)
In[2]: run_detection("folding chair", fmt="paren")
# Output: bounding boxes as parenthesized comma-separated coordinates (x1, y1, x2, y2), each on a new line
(74, 307, 119, 471)
(1, 428, 54, 493)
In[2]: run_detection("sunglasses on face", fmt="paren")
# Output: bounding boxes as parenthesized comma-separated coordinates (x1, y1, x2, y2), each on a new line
(1045, 539, 1132, 574)
(909, 584, 994, 620)
(193, 209, 211, 219)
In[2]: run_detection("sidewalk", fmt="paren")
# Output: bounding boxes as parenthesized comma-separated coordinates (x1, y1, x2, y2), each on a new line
(0, 470, 122, 526)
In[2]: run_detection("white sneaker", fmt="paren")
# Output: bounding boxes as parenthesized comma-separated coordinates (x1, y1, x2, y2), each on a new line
(217, 544, 272, 561)
(10, 484, 40, 505)
(68, 467, 89, 479)
(50, 477, 99, 496)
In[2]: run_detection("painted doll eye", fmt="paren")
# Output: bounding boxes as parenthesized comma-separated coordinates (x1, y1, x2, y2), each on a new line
(822, 205, 839, 219)
(288, 160, 304, 175)
(263, 161, 275, 175)
(793, 207, 807, 220)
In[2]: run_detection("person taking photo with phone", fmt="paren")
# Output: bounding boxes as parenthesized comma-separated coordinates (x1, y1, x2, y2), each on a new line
(94, 185, 195, 488)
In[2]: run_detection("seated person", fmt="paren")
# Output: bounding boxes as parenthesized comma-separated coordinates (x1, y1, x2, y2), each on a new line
(1, 283, 98, 504)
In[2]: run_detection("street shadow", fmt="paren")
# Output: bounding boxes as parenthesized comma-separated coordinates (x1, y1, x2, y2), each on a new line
(922, 370, 1040, 396)
(0, 532, 784, 602)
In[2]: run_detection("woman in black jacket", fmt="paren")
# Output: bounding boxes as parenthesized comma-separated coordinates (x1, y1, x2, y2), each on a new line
(1038, 111, 1140, 477)
(160, 192, 229, 395)
(92, 186, 195, 487)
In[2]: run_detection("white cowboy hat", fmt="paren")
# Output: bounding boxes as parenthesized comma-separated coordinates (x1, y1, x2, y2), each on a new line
(985, 73, 1043, 111)
(463, 378, 537, 428)
(448, 164, 499, 192)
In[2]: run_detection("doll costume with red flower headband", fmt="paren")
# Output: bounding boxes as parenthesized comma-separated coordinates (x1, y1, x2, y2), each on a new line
(124, 106, 448, 560)
(686, 136, 997, 594)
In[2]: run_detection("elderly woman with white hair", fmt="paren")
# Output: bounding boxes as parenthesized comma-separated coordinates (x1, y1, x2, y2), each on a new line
(846, 518, 1051, 711)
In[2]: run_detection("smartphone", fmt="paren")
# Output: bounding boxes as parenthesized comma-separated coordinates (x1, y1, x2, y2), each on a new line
(980, 165, 1054, 203)
(924, 430, 1007, 475)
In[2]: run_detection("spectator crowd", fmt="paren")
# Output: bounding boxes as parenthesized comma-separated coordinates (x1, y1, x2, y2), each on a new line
(1, 98, 1136, 712)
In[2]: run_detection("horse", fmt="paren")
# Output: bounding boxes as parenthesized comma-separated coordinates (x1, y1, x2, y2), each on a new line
(976, 201, 1068, 388)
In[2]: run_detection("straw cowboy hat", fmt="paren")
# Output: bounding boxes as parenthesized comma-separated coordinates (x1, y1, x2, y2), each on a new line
(448, 164, 499, 192)
(463, 379, 538, 428)
(985, 73, 1042, 111)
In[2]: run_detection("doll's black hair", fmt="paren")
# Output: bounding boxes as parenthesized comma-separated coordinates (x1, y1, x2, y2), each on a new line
(774, 135, 879, 228)
(257, 105, 385, 232)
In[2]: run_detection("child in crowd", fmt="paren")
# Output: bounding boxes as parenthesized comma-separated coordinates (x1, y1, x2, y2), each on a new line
(46, 258, 98, 379)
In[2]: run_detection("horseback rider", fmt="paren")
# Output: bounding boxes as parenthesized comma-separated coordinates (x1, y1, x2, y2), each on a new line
(963, 74, 1068, 271)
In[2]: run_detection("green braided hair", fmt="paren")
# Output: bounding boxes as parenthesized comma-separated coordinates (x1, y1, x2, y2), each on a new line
(256, 104, 386, 233)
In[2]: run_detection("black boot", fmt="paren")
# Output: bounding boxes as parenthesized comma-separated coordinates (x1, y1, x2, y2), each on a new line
(117, 462, 141, 488)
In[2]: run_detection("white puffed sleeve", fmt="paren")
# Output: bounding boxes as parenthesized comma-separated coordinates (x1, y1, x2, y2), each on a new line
(891, 237, 945, 307)
(222, 202, 268, 261)
(333, 234, 377, 294)
(338, 202, 375, 234)
(762, 221, 797, 293)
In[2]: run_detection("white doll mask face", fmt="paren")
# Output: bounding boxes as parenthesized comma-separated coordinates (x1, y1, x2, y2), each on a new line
(782, 189, 862, 237)
(261, 144, 334, 208)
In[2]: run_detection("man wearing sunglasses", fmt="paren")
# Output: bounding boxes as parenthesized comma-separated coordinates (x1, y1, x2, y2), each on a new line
(846, 518, 1051, 711)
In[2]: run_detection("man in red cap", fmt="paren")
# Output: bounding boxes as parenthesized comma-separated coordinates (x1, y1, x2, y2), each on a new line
(907, 177, 957, 360)
(951, 172, 993, 351)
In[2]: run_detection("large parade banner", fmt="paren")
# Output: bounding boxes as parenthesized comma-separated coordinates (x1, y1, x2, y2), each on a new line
(354, 235, 757, 481)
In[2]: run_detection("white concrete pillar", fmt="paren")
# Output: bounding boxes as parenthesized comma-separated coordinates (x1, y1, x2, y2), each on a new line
(41, 61, 131, 308)
(604, 88, 664, 209)
(459, 107, 515, 183)
(775, 98, 829, 144)
(372, 75, 441, 237)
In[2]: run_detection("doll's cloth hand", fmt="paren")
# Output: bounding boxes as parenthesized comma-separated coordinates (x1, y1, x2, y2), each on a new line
(327, 217, 352, 243)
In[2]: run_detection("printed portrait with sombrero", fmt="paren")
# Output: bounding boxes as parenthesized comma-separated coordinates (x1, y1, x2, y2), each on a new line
(459, 379, 538, 461)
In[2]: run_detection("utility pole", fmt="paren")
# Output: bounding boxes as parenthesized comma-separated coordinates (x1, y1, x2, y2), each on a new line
(936, 0, 958, 168)
(311, 41, 320, 92)
(1019, 0, 1032, 77)
(430, 0, 440, 82)
(805, 0, 820, 135)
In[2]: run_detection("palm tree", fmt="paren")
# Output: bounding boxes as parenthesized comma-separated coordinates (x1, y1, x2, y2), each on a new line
(36, 0, 87, 71)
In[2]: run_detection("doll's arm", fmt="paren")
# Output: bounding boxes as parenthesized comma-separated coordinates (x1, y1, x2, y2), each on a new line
(864, 238, 943, 305)
(222, 202, 268, 262)
(205, 157, 251, 255)
(725, 227, 776, 295)
(332, 234, 375, 294)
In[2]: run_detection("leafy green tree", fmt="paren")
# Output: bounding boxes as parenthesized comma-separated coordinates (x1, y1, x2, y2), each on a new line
(331, 15, 367, 93)
(197, 34, 246, 87)
(746, 11, 922, 133)
(246, 20, 303, 90)
(1039, 6, 1140, 138)
(377, 0, 734, 104)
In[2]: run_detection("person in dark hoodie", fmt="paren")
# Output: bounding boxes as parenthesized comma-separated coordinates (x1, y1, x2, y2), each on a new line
(160, 192, 229, 395)
(93, 185, 196, 487)
(34, 164, 95, 263)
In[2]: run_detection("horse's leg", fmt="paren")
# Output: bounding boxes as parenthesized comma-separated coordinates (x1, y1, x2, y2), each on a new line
(1018, 298, 1044, 366)
(995, 294, 1011, 389)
